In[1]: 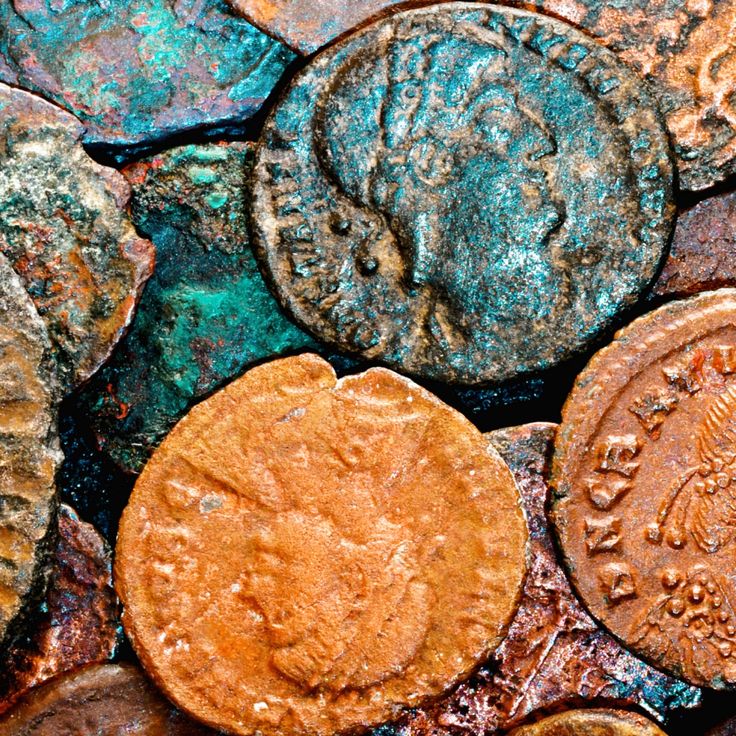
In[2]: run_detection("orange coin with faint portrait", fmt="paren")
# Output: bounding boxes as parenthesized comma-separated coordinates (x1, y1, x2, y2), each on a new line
(115, 353, 528, 736)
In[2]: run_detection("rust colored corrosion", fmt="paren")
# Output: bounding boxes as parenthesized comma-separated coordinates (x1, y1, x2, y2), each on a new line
(507, 708, 667, 735)
(389, 423, 699, 736)
(0, 505, 118, 715)
(115, 353, 528, 736)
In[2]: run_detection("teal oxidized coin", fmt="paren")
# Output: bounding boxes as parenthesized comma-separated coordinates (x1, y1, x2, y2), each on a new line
(251, 2, 675, 385)
(77, 143, 316, 474)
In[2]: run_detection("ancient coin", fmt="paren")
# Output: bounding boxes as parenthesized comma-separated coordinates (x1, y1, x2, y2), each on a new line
(518, 0, 736, 191)
(553, 288, 736, 689)
(651, 191, 736, 300)
(0, 663, 214, 735)
(506, 708, 667, 736)
(0, 0, 295, 151)
(78, 142, 316, 474)
(228, 0, 405, 54)
(115, 353, 528, 736)
(252, 4, 675, 386)
(0, 83, 154, 391)
(390, 424, 699, 736)
(0, 505, 118, 715)
(0, 252, 61, 651)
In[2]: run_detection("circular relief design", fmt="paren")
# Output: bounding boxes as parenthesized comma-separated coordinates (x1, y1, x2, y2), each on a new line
(115, 353, 528, 736)
(251, 2, 675, 385)
(553, 288, 736, 688)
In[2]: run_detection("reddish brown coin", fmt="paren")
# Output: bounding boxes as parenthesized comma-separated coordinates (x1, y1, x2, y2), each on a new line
(652, 191, 736, 300)
(0, 663, 214, 735)
(553, 288, 736, 688)
(0, 505, 119, 714)
(115, 353, 528, 736)
(507, 708, 667, 736)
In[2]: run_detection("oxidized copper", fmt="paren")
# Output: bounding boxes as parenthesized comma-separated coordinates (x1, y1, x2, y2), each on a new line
(0, 505, 118, 714)
(0, 663, 214, 735)
(389, 423, 699, 736)
(0, 82, 154, 390)
(507, 708, 667, 735)
(0, 252, 61, 651)
(652, 191, 736, 300)
(252, 4, 674, 385)
(553, 288, 736, 689)
(115, 353, 528, 736)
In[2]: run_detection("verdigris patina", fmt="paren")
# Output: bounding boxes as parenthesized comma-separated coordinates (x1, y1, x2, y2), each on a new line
(77, 143, 315, 474)
(251, 3, 675, 386)
(0, 0, 296, 152)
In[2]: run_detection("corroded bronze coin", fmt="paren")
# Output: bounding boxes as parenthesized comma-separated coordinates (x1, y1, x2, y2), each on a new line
(0, 82, 154, 390)
(0, 663, 214, 735)
(553, 288, 736, 689)
(79, 142, 315, 474)
(252, 4, 674, 385)
(115, 353, 528, 736)
(0, 505, 118, 714)
(507, 708, 667, 736)
(394, 424, 699, 736)
(0, 253, 61, 650)
(652, 191, 736, 300)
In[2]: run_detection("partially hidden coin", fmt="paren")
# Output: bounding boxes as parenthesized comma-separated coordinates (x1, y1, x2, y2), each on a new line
(252, 3, 675, 386)
(0, 0, 295, 150)
(395, 424, 699, 736)
(0, 252, 61, 651)
(0, 663, 215, 735)
(651, 190, 736, 300)
(78, 142, 316, 474)
(0, 505, 119, 715)
(115, 353, 528, 736)
(507, 708, 667, 736)
(0, 83, 154, 391)
(553, 288, 736, 689)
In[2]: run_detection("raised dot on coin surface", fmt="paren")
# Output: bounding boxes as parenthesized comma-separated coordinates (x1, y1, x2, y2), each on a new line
(115, 353, 528, 736)
(251, 3, 674, 386)
(0, 252, 61, 651)
(0, 663, 214, 735)
(0, 82, 154, 391)
(553, 288, 736, 689)
(507, 708, 667, 735)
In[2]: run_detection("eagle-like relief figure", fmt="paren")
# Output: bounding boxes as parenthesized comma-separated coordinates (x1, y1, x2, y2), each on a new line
(647, 383, 736, 553)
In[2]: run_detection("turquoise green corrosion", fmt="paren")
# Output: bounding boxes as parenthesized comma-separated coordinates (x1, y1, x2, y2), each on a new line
(77, 142, 316, 473)
(0, 0, 295, 149)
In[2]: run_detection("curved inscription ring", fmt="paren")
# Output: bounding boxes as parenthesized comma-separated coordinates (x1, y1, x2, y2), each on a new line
(553, 289, 736, 689)
(252, 3, 675, 385)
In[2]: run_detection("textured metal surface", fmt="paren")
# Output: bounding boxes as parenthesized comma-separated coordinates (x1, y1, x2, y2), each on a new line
(0, 83, 154, 391)
(77, 142, 316, 474)
(0, 505, 118, 715)
(0, 663, 215, 735)
(384, 423, 699, 736)
(553, 288, 736, 689)
(507, 708, 667, 736)
(115, 354, 528, 736)
(0, 253, 61, 651)
(252, 3, 675, 386)
(652, 191, 736, 300)
(0, 0, 296, 151)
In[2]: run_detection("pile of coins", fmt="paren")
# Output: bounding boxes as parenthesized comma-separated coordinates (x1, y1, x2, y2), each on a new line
(0, 1, 735, 734)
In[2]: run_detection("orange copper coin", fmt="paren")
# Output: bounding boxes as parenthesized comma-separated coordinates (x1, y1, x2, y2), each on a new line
(553, 288, 736, 689)
(507, 708, 667, 736)
(115, 353, 528, 736)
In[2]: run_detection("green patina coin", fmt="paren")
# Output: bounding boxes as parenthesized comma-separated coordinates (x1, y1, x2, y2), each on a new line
(251, 2, 675, 386)
(0, 0, 295, 152)
(77, 143, 316, 474)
